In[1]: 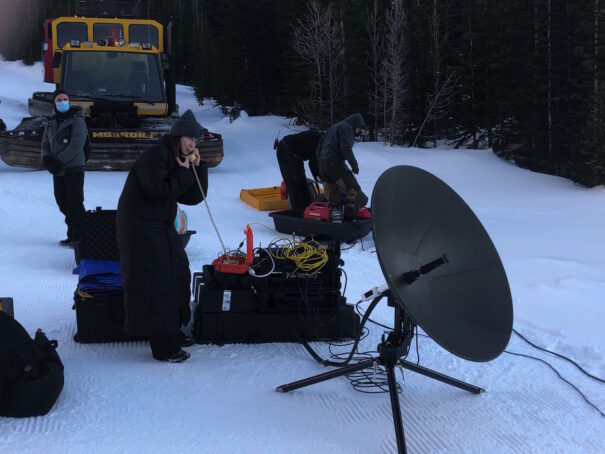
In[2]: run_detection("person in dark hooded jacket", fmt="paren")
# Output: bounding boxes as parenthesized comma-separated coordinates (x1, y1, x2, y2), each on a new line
(41, 89, 88, 246)
(275, 130, 323, 209)
(116, 109, 208, 363)
(316, 113, 368, 221)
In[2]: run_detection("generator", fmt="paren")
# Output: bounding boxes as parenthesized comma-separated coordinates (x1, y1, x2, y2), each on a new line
(303, 201, 371, 223)
(303, 201, 343, 223)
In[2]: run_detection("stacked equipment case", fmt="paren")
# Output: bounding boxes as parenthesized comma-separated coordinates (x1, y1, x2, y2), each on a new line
(72, 207, 137, 343)
(193, 239, 360, 344)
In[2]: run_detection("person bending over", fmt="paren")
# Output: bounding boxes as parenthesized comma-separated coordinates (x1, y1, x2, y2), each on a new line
(275, 130, 323, 210)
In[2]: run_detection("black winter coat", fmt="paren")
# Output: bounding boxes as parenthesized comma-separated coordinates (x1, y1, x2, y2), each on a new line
(116, 137, 207, 337)
(280, 130, 323, 181)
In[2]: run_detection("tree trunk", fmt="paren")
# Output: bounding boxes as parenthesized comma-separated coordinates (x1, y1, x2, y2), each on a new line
(468, 0, 476, 148)
(382, 0, 407, 144)
(546, 0, 553, 160)
(595, 0, 600, 140)
(367, 0, 383, 140)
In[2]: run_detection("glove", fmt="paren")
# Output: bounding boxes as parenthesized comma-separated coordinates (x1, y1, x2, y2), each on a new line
(351, 163, 359, 175)
(43, 156, 62, 175)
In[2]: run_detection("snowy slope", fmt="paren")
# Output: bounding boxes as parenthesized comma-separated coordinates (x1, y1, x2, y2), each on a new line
(0, 59, 604, 453)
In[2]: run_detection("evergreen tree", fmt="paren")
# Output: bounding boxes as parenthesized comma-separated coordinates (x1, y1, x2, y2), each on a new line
(1, 0, 604, 185)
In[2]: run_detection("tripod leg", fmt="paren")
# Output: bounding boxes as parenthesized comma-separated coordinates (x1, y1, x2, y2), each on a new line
(386, 363, 407, 454)
(400, 360, 484, 394)
(276, 359, 375, 393)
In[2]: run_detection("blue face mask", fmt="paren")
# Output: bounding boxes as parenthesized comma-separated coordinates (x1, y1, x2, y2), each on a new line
(56, 100, 70, 113)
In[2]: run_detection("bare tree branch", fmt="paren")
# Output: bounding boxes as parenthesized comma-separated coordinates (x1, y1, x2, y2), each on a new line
(412, 72, 458, 147)
(291, 1, 344, 127)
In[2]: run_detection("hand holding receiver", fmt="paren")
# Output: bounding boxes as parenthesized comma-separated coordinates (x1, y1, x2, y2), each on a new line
(176, 153, 191, 169)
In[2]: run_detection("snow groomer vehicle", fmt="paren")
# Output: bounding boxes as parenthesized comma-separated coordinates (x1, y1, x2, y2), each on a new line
(0, 0, 223, 170)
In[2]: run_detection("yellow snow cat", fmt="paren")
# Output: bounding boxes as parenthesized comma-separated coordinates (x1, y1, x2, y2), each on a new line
(0, 1, 223, 170)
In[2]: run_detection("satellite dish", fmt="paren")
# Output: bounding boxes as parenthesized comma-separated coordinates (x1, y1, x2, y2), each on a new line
(371, 165, 513, 362)
(277, 165, 514, 453)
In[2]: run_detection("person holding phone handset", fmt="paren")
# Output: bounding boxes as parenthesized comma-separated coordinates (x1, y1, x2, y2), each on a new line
(116, 110, 208, 363)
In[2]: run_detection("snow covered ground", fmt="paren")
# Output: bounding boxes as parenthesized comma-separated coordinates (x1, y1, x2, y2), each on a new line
(0, 58, 604, 453)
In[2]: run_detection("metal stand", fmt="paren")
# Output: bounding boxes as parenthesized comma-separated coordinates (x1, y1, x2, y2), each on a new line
(276, 296, 483, 454)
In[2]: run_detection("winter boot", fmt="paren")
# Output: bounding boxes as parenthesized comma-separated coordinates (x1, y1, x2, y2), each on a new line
(162, 349, 190, 363)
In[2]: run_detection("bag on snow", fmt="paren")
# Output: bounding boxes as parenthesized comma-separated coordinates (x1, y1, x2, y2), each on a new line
(0, 312, 64, 418)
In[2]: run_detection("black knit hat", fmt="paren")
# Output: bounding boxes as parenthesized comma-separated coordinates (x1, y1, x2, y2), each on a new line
(170, 109, 200, 138)
(52, 89, 68, 101)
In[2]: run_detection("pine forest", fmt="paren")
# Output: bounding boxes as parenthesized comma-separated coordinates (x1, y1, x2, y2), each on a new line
(1, 0, 604, 186)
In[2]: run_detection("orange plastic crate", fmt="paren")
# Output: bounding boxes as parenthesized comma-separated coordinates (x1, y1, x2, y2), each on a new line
(239, 186, 291, 211)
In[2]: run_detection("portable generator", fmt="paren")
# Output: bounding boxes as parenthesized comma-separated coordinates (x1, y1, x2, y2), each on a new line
(303, 202, 343, 223)
(303, 202, 371, 222)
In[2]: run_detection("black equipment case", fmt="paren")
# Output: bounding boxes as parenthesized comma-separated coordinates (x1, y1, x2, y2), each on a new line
(73, 291, 134, 343)
(194, 297, 359, 344)
(72, 207, 140, 343)
(74, 207, 120, 265)
(74, 207, 195, 264)
(193, 239, 360, 344)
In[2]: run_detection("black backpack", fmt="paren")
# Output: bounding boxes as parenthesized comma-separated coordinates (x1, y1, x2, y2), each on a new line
(0, 312, 64, 418)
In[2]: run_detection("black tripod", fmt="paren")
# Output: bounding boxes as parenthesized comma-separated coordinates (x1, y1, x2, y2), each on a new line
(276, 294, 484, 454)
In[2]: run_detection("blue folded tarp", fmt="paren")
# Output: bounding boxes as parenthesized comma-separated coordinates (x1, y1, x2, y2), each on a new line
(73, 259, 122, 294)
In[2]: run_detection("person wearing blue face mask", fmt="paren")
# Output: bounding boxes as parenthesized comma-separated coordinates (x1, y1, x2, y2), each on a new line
(41, 89, 88, 246)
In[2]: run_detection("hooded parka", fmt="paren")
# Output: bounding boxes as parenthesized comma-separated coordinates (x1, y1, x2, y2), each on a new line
(316, 113, 365, 172)
(116, 136, 207, 337)
(315, 114, 368, 219)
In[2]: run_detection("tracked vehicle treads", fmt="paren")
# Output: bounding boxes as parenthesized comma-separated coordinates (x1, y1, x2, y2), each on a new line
(0, 0, 223, 171)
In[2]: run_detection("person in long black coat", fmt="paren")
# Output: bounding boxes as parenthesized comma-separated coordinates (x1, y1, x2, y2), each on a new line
(116, 110, 208, 363)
